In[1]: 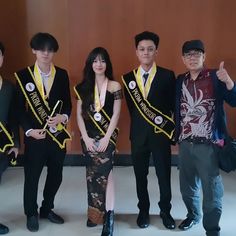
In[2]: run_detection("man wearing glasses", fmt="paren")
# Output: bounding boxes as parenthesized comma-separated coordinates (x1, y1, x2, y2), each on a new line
(175, 40, 236, 236)
(122, 31, 176, 230)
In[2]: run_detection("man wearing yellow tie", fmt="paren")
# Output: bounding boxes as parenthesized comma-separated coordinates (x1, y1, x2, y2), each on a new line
(122, 31, 176, 230)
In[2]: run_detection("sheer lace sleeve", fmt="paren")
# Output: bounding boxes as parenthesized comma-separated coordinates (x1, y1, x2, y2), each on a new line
(113, 89, 123, 100)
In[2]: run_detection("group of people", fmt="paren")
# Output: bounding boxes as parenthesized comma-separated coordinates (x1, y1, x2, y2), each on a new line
(0, 31, 235, 236)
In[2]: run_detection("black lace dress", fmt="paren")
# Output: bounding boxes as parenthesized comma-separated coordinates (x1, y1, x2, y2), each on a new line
(80, 90, 122, 224)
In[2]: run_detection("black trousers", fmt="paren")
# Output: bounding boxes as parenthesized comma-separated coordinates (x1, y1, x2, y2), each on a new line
(0, 152, 9, 179)
(23, 137, 66, 216)
(131, 134, 172, 214)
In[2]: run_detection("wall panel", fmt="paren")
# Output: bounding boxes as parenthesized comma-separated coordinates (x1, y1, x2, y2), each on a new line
(1, 0, 236, 154)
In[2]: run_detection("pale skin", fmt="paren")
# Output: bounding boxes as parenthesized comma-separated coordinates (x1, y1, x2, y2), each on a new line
(76, 56, 121, 153)
(28, 49, 67, 140)
(136, 40, 158, 72)
(0, 51, 18, 157)
(182, 50, 234, 90)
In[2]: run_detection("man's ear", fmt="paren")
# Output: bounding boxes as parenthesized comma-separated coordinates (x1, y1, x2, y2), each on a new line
(202, 53, 206, 62)
(155, 49, 158, 56)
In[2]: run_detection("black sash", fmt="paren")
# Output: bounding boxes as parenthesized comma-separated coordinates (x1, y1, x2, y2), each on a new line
(15, 67, 71, 149)
(0, 122, 14, 153)
(88, 109, 119, 146)
(74, 86, 119, 146)
(122, 71, 175, 139)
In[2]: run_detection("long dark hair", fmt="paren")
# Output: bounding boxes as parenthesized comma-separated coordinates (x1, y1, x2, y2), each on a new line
(79, 47, 114, 117)
(0, 41, 5, 55)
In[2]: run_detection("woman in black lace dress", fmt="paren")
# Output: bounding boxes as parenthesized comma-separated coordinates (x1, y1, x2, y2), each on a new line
(75, 47, 122, 236)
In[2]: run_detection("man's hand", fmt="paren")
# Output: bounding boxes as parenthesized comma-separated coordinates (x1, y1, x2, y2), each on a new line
(28, 129, 46, 139)
(8, 147, 19, 158)
(47, 114, 66, 128)
(216, 61, 234, 90)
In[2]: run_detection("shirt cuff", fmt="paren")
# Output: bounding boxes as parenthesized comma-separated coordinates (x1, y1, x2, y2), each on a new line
(62, 114, 69, 124)
(25, 129, 33, 137)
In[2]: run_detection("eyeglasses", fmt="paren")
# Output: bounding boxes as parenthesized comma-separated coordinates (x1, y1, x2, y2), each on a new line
(184, 51, 203, 59)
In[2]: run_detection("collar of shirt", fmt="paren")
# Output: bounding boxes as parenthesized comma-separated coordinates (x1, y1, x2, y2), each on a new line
(185, 67, 209, 82)
(140, 66, 152, 78)
(36, 63, 52, 79)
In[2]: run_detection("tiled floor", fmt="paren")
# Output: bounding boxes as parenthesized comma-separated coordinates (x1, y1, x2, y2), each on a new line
(0, 166, 235, 236)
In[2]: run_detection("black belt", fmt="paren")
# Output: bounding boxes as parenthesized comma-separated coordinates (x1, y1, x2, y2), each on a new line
(184, 137, 212, 144)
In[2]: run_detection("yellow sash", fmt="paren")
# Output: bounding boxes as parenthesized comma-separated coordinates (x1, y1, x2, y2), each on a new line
(122, 70, 175, 139)
(135, 63, 157, 98)
(33, 63, 56, 102)
(15, 67, 71, 149)
(0, 122, 14, 153)
(74, 86, 119, 146)
(94, 78, 108, 112)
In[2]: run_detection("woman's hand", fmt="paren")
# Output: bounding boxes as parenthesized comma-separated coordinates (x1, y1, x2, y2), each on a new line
(96, 136, 110, 152)
(83, 136, 96, 152)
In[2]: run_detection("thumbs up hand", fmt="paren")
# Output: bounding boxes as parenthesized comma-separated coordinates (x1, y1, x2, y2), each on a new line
(219, 61, 224, 70)
(216, 61, 228, 82)
(216, 61, 234, 90)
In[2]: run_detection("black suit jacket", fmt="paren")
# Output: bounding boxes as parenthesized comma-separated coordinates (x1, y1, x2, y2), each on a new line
(123, 66, 176, 145)
(0, 79, 20, 147)
(16, 65, 72, 142)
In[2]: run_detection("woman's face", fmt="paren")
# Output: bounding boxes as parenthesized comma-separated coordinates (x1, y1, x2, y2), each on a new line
(92, 55, 106, 75)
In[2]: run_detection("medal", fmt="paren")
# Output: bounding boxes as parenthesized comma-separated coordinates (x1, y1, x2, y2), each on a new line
(129, 80, 136, 90)
(94, 112, 101, 121)
(25, 82, 35, 92)
(49, 127, 57, 133)
(155, 116, 163, 125)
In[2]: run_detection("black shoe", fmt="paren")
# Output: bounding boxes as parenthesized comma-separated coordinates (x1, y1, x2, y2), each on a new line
(0, 223, 9, 234)
(160, 212, 176, 229)
(26, 216, 39, 232)
(178, 217, 198, 230)
(87, 219, 97, 227)
(101, 210, 114, 236)
(40, 210, 64, 224)
(136, 211, 150, 228)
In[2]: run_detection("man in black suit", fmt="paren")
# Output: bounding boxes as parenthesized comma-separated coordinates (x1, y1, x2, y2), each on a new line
(122, 31, 176, 229)
(15, 33, 72, 232)
(0, 42, 19, 234)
